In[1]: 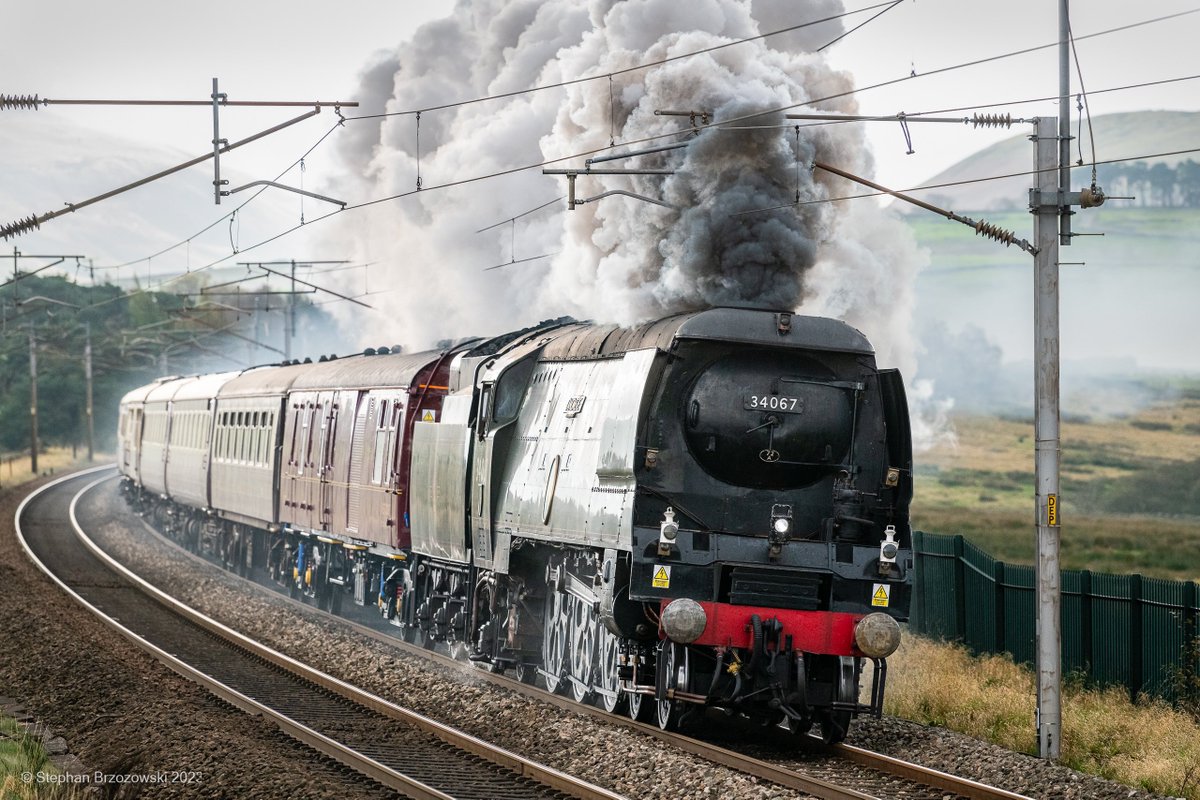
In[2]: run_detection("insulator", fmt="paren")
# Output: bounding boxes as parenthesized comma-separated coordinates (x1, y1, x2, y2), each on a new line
(0, 94, 42, 111)
(973, 219, 1016, 246)
(971, 112, 1012, 129)
(0, 215, 41, 240)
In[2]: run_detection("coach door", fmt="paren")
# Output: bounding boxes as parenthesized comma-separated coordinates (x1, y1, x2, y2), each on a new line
(288, 395, 321, 530)
(469, 382, 496, 568)
(345, 392, 369, 535)
(385, 397, 406, 541)
(317, 392, 339, 532)
(124, 406, 143, 482)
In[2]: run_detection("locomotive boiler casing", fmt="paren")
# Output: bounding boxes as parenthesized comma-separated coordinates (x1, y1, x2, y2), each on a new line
(447, 309, 911, 652)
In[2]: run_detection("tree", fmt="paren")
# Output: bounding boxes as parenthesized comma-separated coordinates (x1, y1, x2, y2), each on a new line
(1124, 162, 1149, 207)
(1177, 160, 1200, 207)
(1, 271, 346, 455)
(1148, 162, 1176, 207)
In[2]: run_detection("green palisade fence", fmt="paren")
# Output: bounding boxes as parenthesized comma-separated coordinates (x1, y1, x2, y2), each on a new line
(912, 531, 1200, 703)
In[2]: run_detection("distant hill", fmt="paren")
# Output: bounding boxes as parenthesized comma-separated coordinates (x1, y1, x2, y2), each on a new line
(912, 110, 1200, 212)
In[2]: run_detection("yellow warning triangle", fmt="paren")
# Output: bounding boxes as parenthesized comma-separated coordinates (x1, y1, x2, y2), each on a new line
(653, 566, 668, 581)
(873, 585, 889, 602)
(421, 410, 435, 422)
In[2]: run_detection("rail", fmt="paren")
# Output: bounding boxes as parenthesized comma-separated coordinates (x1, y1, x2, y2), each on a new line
(15, 468, 624, 800)
(81, 472, 1035, 800)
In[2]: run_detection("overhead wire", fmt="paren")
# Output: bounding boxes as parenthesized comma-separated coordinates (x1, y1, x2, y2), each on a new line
(343, 6, 1198, 133)
(113, 134, 1200, 302)
(68, 6, 1200, 301)
(733, 144, 1200, 217)
(74, 2, 875, 279)
(347, 6, 1200, 216)
(1067, 18, 1098, 185)
(344, 0, 904, 121)
(712, 72, 1200, 134)
(93, 119, 343, 270)
(817, 0, 905, 52)
(475, 195, 565, 233)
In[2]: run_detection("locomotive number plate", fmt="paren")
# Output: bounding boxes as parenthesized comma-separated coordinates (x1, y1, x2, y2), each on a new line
(744, 394, 805, 413)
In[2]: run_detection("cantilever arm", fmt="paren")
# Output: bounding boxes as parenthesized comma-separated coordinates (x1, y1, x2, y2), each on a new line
(222, 180, 346, 208)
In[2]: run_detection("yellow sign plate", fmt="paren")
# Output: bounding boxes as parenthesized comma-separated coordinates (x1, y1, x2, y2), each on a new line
(421, 409, 436, 422)
(652, 565, 671, 589)
(871, 583, 891, 608)
(1047, 494, 1058, 526)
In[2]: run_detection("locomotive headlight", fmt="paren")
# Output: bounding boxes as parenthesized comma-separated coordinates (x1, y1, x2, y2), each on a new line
(768, 504, 793, 551)
(767, 505, 793, 561)
(879, 524, 899, 574)
(855, 612, 902, 658)
(660, 507, 679, 540)
(658, 507, 679, 556)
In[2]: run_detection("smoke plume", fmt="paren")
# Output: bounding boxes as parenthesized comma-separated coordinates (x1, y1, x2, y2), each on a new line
(327, 0, 939, 442)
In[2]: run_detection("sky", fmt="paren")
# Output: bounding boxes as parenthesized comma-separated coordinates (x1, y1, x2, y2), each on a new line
(3, 0, 1199, 280)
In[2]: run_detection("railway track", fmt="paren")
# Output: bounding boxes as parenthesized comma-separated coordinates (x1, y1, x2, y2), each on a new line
(33, 467, 1035, 800)
(15, 468, 625, 800)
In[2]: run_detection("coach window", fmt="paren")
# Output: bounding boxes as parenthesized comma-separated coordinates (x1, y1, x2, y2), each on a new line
(493, 356, 536, 426)
(387, 400, 404, 480)
(265, 412, 276, 465)
(247, 415, 255, 463)
(372, 400, 390, 484)
(306, 403, 322, 469)
(261, 414, 271, 465)
(475, 385, 492, 438)
(256, 415, 266, 465)
(300, 402, 314, 472)
(234, 414, 244, 462)
(288, 407, 300, 468)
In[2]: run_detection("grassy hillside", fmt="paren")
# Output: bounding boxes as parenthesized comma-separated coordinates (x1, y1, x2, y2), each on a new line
(909, 205, 1200, 272)
(912, 385, 1200, 579)
(908, 206, 1200, 411)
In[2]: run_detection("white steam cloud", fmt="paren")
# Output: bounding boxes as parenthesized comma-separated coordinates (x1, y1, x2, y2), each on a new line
(326, 0, 944, 446)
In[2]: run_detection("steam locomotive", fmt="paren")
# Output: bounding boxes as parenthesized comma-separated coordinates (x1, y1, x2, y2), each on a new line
(118, 307, 913, 743)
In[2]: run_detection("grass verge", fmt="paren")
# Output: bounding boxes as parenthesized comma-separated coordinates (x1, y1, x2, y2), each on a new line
(889, 635, 1200, 799)
(0, 449, 104, 493)
(913, 400, 1200, 581)
(0, 715, 68, 800)
(911, 507, 1200, 578)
